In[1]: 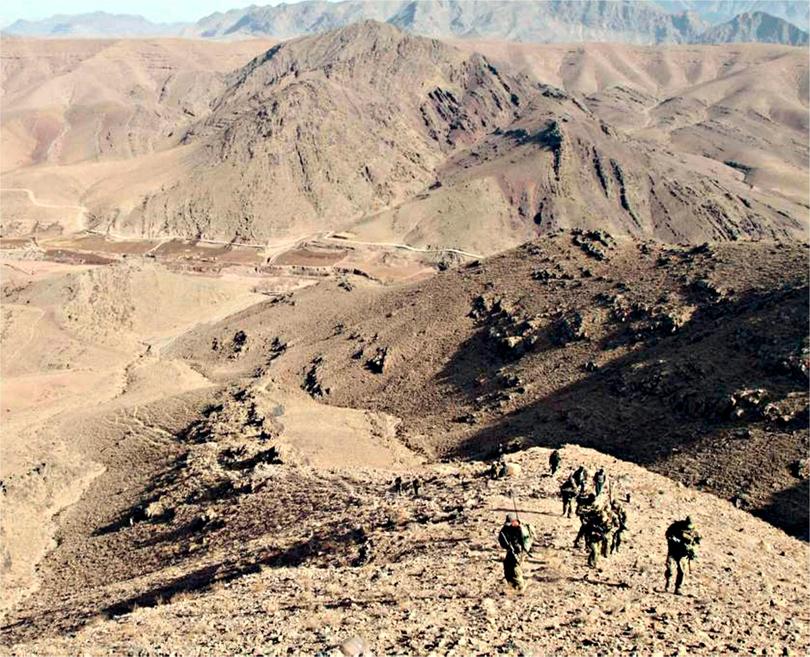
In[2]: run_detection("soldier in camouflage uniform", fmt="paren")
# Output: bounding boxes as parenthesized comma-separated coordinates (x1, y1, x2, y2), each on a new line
(560, 475, 578, 518)
(582, 505, 611, 568)
(593, 467, 607, 496)
(610, 499, 628, 554)
(498, 513, 530, 591)
(573, 492, 597, 548)
(572, 465, 590, 494)
(664, 516, 701, 595)
(549, 449, 562, 476)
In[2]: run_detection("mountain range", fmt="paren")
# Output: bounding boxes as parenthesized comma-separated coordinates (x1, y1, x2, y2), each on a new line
(653, 0, 810, 28)
(3, 10, 185, 37)
(697, 10, 809, 46)
(3, 21, 806, 250)
(4, 1, 809, 46)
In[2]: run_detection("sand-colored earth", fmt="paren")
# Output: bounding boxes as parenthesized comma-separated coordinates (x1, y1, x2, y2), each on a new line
(0, 24, 807, 657)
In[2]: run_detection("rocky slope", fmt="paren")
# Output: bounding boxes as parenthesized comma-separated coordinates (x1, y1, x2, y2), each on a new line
(111, 21, 537, 242)
(0, 231, 805, 656)
(2, 442, 807, 655)
(164, 235, 809, 539)
(698, 11, 809, 45)
(451, 40, 810, 207)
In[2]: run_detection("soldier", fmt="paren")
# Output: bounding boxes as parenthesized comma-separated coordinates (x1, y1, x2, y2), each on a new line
(573, 492, 597, 548)
(583, 506, 611, 568)
(549, 449, 562, 476)
(610, 499, 628, 554)
(560, 475, 578, 517)
(664, 516, 701, 595)
(392, 476, 403, 495)
(498, 513, 529, 591)
(412, 477, 421, 498)
(593, 467, 607, 496)
(572, 465, 590, 494)
(352, 527, 374, 566)
(489, 453, 508, 479)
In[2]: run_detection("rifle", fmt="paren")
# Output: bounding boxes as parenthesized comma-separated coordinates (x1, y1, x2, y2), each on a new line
(510, 487, 520, 523)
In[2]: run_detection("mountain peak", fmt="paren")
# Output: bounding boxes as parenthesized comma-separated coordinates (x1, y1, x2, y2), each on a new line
(697, 9, 809, 45)
(232, 18, 457, 87)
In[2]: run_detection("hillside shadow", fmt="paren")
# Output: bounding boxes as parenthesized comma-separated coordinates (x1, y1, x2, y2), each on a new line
(754, 480, 810, 541)
(102, 526, 367, 618)
(92, 453, 189, 536)
(443, 285, 809, 538)
(1, 526, 369, 643)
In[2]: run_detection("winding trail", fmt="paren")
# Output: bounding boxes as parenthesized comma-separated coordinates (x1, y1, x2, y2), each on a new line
(322, 233, 484, 259)
(80, 228, 485, 261)
(0, 188, 87, 233)
(1, 190, 483, 261)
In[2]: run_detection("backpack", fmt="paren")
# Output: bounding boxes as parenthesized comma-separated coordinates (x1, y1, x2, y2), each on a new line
(667, 522, 700, 560)
(681, 528, 700, 559)
(521, 523, 535, 553)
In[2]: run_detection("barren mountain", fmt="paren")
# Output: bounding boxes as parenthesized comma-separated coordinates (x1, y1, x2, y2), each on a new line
(655, 0, 810, 30)
(9, 2, 809, 47)
(185, 0, 810, 46)
(111, 21, 535, 242)
(4, 23, 800, 252)
(698, 11, 809, 46)
(186, 0, 707, 44)
(452, 40, 810, 207)
(0, 37, 273, 171)
(3, 11, 187, 38)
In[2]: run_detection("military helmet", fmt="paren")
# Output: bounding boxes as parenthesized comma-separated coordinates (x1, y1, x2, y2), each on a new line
(506, 513, 518, 523)
(685, 515, 693, 527)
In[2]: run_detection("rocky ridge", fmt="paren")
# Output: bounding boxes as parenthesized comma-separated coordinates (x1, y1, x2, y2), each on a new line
(3, 446, 807, 656)
(164, 234, 809, 538)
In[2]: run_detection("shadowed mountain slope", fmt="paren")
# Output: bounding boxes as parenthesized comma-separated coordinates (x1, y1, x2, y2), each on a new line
(164, 235, 809, 538)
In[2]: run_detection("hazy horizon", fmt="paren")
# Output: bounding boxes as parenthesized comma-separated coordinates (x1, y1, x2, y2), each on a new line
(0, 0, 332, 29)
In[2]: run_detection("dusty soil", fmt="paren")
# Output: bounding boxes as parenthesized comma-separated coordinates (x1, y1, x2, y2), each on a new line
(2, 445, 807, 656)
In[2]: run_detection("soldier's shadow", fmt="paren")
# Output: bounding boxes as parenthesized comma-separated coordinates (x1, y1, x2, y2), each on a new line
(531, 574, 629, 589)
(580, 576, 631, 588)
(493, 507, 560, 517)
